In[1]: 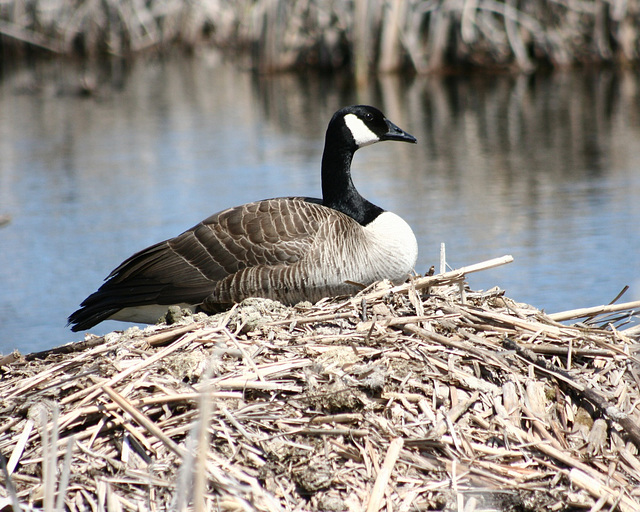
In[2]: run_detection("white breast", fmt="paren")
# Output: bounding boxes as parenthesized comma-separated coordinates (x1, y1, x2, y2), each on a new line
(361, 211, 418, 283)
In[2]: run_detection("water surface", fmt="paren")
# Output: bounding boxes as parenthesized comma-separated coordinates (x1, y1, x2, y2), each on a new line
(1, 57, 639, 354)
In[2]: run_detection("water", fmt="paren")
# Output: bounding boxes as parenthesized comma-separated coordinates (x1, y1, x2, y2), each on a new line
(1, 56, 639, 355)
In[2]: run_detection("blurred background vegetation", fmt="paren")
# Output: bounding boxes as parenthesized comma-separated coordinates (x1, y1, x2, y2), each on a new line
(1, 0, 639, 76)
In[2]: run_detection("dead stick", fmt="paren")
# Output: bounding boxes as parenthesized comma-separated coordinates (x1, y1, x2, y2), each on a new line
(309, 413, 362, 425)
(504, 339, 640, 450)
(434, 391, 480, 438)
(24, 337, 106, 361)
(145, 322, 206, 346)
(569, 468, 639, 512)
(63, 333, 197, 407)
(194, 376, 214, 512)
(403, 324, 500, 365)
(495, 416, 600, 479)
(298, 428, 369, 437)
(365, 437, 404, 512)
(268, 311, 354, 327)
(360, 255, 514, 302)
(102, 385, 185, 458)
(0, 453, 20, 512)
(465, 307, 565, 336)
(547, 300, 640, 322)
(519, 344, 615, 357)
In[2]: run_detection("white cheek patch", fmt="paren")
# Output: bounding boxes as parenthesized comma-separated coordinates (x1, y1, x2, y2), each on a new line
(344, 113, 379, 147)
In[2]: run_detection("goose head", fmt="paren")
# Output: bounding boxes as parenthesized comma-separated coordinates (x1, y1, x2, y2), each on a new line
(329, 105, 417, 149)
(321, 105, 416, 225)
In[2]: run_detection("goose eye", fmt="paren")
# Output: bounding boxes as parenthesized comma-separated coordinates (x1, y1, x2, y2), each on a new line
(363, 113, 374, 122)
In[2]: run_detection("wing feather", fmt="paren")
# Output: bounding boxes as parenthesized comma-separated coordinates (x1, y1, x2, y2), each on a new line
(68, 197, 330, 330)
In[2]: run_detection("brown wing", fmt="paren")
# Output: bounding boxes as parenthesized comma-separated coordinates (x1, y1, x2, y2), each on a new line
(68, 197, 327, 330)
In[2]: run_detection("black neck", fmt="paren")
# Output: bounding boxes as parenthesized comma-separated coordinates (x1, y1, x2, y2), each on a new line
(321, 132, 383, 226)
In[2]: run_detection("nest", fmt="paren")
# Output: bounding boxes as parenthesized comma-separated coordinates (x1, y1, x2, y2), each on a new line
(1, 256, 640, 512)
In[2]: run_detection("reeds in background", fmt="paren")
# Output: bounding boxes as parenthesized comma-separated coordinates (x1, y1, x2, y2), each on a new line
(1, 0, 639, 73)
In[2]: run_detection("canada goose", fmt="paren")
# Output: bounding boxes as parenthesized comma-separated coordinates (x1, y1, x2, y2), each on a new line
(68, 105, 418, 331)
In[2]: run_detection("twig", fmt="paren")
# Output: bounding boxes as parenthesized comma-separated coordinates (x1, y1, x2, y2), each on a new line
(365, 437, 404, 512)
(547, 300, 640, 322)
(23, 336, 107, 361)
(64, 332, 199, 407)
(6, 419, 34, 474)
(518, 344, 615, 357)
(569, 468, 639, 512)
(0, 452, 21, 512)
(102, 385, 185, 458)
(145, 322, 207, 346)
(55, 437, 74, 512)
(194, 364, 216, 512)
(504, 338, 640, 450)
(360, 255, 514, 303)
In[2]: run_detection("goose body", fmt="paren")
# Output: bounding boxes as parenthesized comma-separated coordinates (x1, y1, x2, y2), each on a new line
(69, 106, 418, 331)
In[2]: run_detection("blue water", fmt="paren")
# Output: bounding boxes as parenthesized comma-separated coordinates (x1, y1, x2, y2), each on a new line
(1, 58, 639, 354)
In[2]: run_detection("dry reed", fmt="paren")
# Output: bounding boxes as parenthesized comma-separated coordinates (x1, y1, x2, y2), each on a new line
(1, 255, 640, 511)
(1, 0, 639, 73)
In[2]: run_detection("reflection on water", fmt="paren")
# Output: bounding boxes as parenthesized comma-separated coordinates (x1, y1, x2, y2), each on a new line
(1, 57, 639, 353)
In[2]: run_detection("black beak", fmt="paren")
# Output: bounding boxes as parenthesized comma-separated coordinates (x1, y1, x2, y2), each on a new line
(383, 119, 417, 144)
